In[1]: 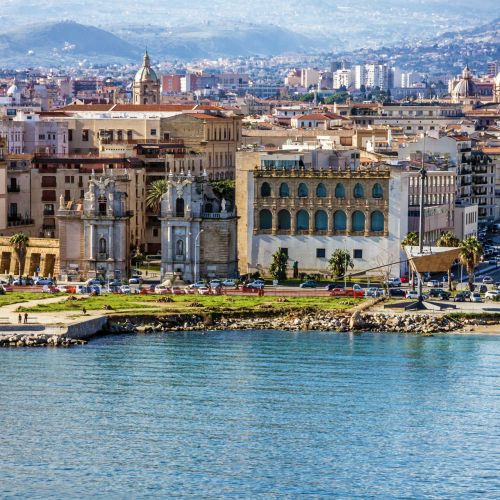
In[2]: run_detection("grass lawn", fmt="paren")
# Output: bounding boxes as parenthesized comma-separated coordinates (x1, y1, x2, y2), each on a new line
(0, 292, 59, 308)
(18, 293, 361, 314)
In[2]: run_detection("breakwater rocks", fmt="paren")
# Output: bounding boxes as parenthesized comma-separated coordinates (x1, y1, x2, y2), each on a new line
(0, 333, 87, 348)
(109, 310, 477, 335)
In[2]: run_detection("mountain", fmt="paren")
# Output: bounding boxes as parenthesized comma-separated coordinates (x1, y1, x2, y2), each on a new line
(0, 21, 140, 65)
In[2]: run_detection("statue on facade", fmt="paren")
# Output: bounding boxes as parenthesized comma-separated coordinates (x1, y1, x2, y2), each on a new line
(221, 198, 227, 213)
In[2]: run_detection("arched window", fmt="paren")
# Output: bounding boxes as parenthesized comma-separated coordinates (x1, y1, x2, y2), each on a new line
(296, 210, 309, 230)
(335, 183, 345, 198)
(261, 182, 271, 197)
(259, 209, 272, 230)
(372, 183, 383, 199)
(175, 198, 185, 217)
(352, 211, 366, 232)
(314, 210, 328, 231)
(99, 237, 107, 254)
(353, 183, 364, 198)
(277, 209, 291, 230)
(370, 211, 384, 232)
(176, 239, 184, 256)
(204, 202, 213, 213)
(298, 183, 308, 198)
(279, 183, 289, 197)
(316, 183, 327, 197)
(333, 210, 347, 230)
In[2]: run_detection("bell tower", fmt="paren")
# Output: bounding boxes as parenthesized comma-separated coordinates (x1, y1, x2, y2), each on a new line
(133, 51, 161, 105)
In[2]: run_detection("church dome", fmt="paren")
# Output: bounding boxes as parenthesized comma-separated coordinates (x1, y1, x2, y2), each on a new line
(452, 65, 475, 98)
(134, 51, 158, 83)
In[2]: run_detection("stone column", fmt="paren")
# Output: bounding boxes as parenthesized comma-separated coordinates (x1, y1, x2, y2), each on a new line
(346, 209, 352, 233)
(364, 210, 370, 236)
(108, 226, 114, 260)
(89, 224, 95, 260)
(271, 209, 277, 235)
(290, 208, 296, 235)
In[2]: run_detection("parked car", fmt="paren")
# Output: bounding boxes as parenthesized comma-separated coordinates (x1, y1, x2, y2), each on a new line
(75, 285, 89, 294)
(429, 288, 448, 298)
(388, 288, 406, 298)
(425, 280, 440, 288)
(299, 280, 317, 288)
(197, 286, 211, 295)
(471, 292, 483, 303)
(453, 292, 468, 302)
(170, 286, 185, 295)
(189, 281, 206, 289)
(128, 275, 143, 284)
(34, 277, 54, 286)
(482, 276, 494, 284)
(436, 290, 451, 300)
(386, 277, 402, 287)
(86, 278, 104, 286)
(12, 277, 34, 286)
(406, 290, 419, 300)
(209, 279, 222, 288)
(154, 285, 170, 294)
(246, 281, 265, 289)
(119, 285, 132, 294)
(222, 279, 237, 287)
(42, 285, 59, 293)
(325, 283, 338, 291)
(485, 290, 499, 300)
(365, 287, 384, 298)
(479, 284, 488, 294)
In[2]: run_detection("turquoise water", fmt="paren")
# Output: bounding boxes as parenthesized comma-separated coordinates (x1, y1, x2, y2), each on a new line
(1, 331, 499, 499)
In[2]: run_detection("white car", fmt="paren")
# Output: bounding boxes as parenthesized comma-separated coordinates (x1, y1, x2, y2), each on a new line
(189, 281, 206, 289)
(119, 285, 132, 294)
(154, 285, 170, 294)
(406, 290, 419, 300)
(482, 276, 494, 284)
(197, 286, 211, 295)
(386, 277, 402, 287)
(484, 290, 499, 300)
(222, 279, 237, 287)
(209, 279, 222, 288)
(471, 292, 483, 303)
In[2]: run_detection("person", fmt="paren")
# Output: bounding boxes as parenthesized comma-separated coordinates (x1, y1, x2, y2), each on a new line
(82, 307, 87, 315)
(18, 313, 22, 324)
(23, 312, 28, 324)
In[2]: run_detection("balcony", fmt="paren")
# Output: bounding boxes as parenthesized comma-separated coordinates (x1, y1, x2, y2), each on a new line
(8, 216, 34, 227)
(7, 185, 20, 193)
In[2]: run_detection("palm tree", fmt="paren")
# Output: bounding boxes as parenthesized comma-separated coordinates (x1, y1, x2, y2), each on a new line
(9, 233, 29, 282)
(459, 236, 483, 292)
(401, 231, 419, 290)
(146, 179, 168, 214)
(328, 249, 354, 280)
(436, 231, 460, 290)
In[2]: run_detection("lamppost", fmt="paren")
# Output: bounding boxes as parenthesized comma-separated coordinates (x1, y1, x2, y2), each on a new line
(417, 133, 427, 303)
(194, 229, 204, 284)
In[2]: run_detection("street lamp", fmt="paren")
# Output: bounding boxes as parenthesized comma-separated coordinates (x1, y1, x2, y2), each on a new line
(417, 132, 427, 303)
(194, 229, 204, 283)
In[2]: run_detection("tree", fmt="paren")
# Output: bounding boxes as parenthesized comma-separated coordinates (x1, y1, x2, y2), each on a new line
(9, 233, 29, 281)
(328, 249, 354, 280)
(401, 231, 419, 290)
(459, 236, 483, 291)
(269, 248, 288, 281)
(209, 179, 235, 207)
(146, 179, 168, 214)
(436, 231, 460, 290)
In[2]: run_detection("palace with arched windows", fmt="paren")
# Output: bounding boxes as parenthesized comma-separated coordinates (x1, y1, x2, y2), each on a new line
(236, 149, 404, 278)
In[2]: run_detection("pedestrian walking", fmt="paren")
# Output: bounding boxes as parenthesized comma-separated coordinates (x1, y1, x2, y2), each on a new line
(18, 313, 22, 324)
(23, 312, 28, 324)
(82, 307, 87, 315)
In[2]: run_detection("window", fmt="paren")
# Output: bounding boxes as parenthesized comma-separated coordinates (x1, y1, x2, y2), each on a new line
(279, 183, 289, 197)
(82, 129, 89, 141)
(153, 228, 159, 237)
(260, 182, 271, 197)
(9, 203, 17, 217)
(335, 183, 345, 198)
(316, 183, 327, 197)
(370, 211, 384, 231)
(43, 204, 54, 215)
(353, 249, 363, 259)
(175, 198, 185, 217)
(351, 211, 365, 231)
(64, 190, 71, 202)
(333, 210, 346, 230)
(314, 210, 328, 231)
(38, 134, 46, 140)
(151, 129, 157, 136)
(277, 209, 291, 230)
(65, 176, 70, 183)
(353, 183, 364, 198)
(298, 183, 308, 197)
(98, 195, 107, 215)
(372, 183, 383, 199)
(296, 210, 309, 230)
(316, 248, 326, 258)
(68, 130, 73, 141)
(259, 209, 272, 230)
(41, 176, 56, 188)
